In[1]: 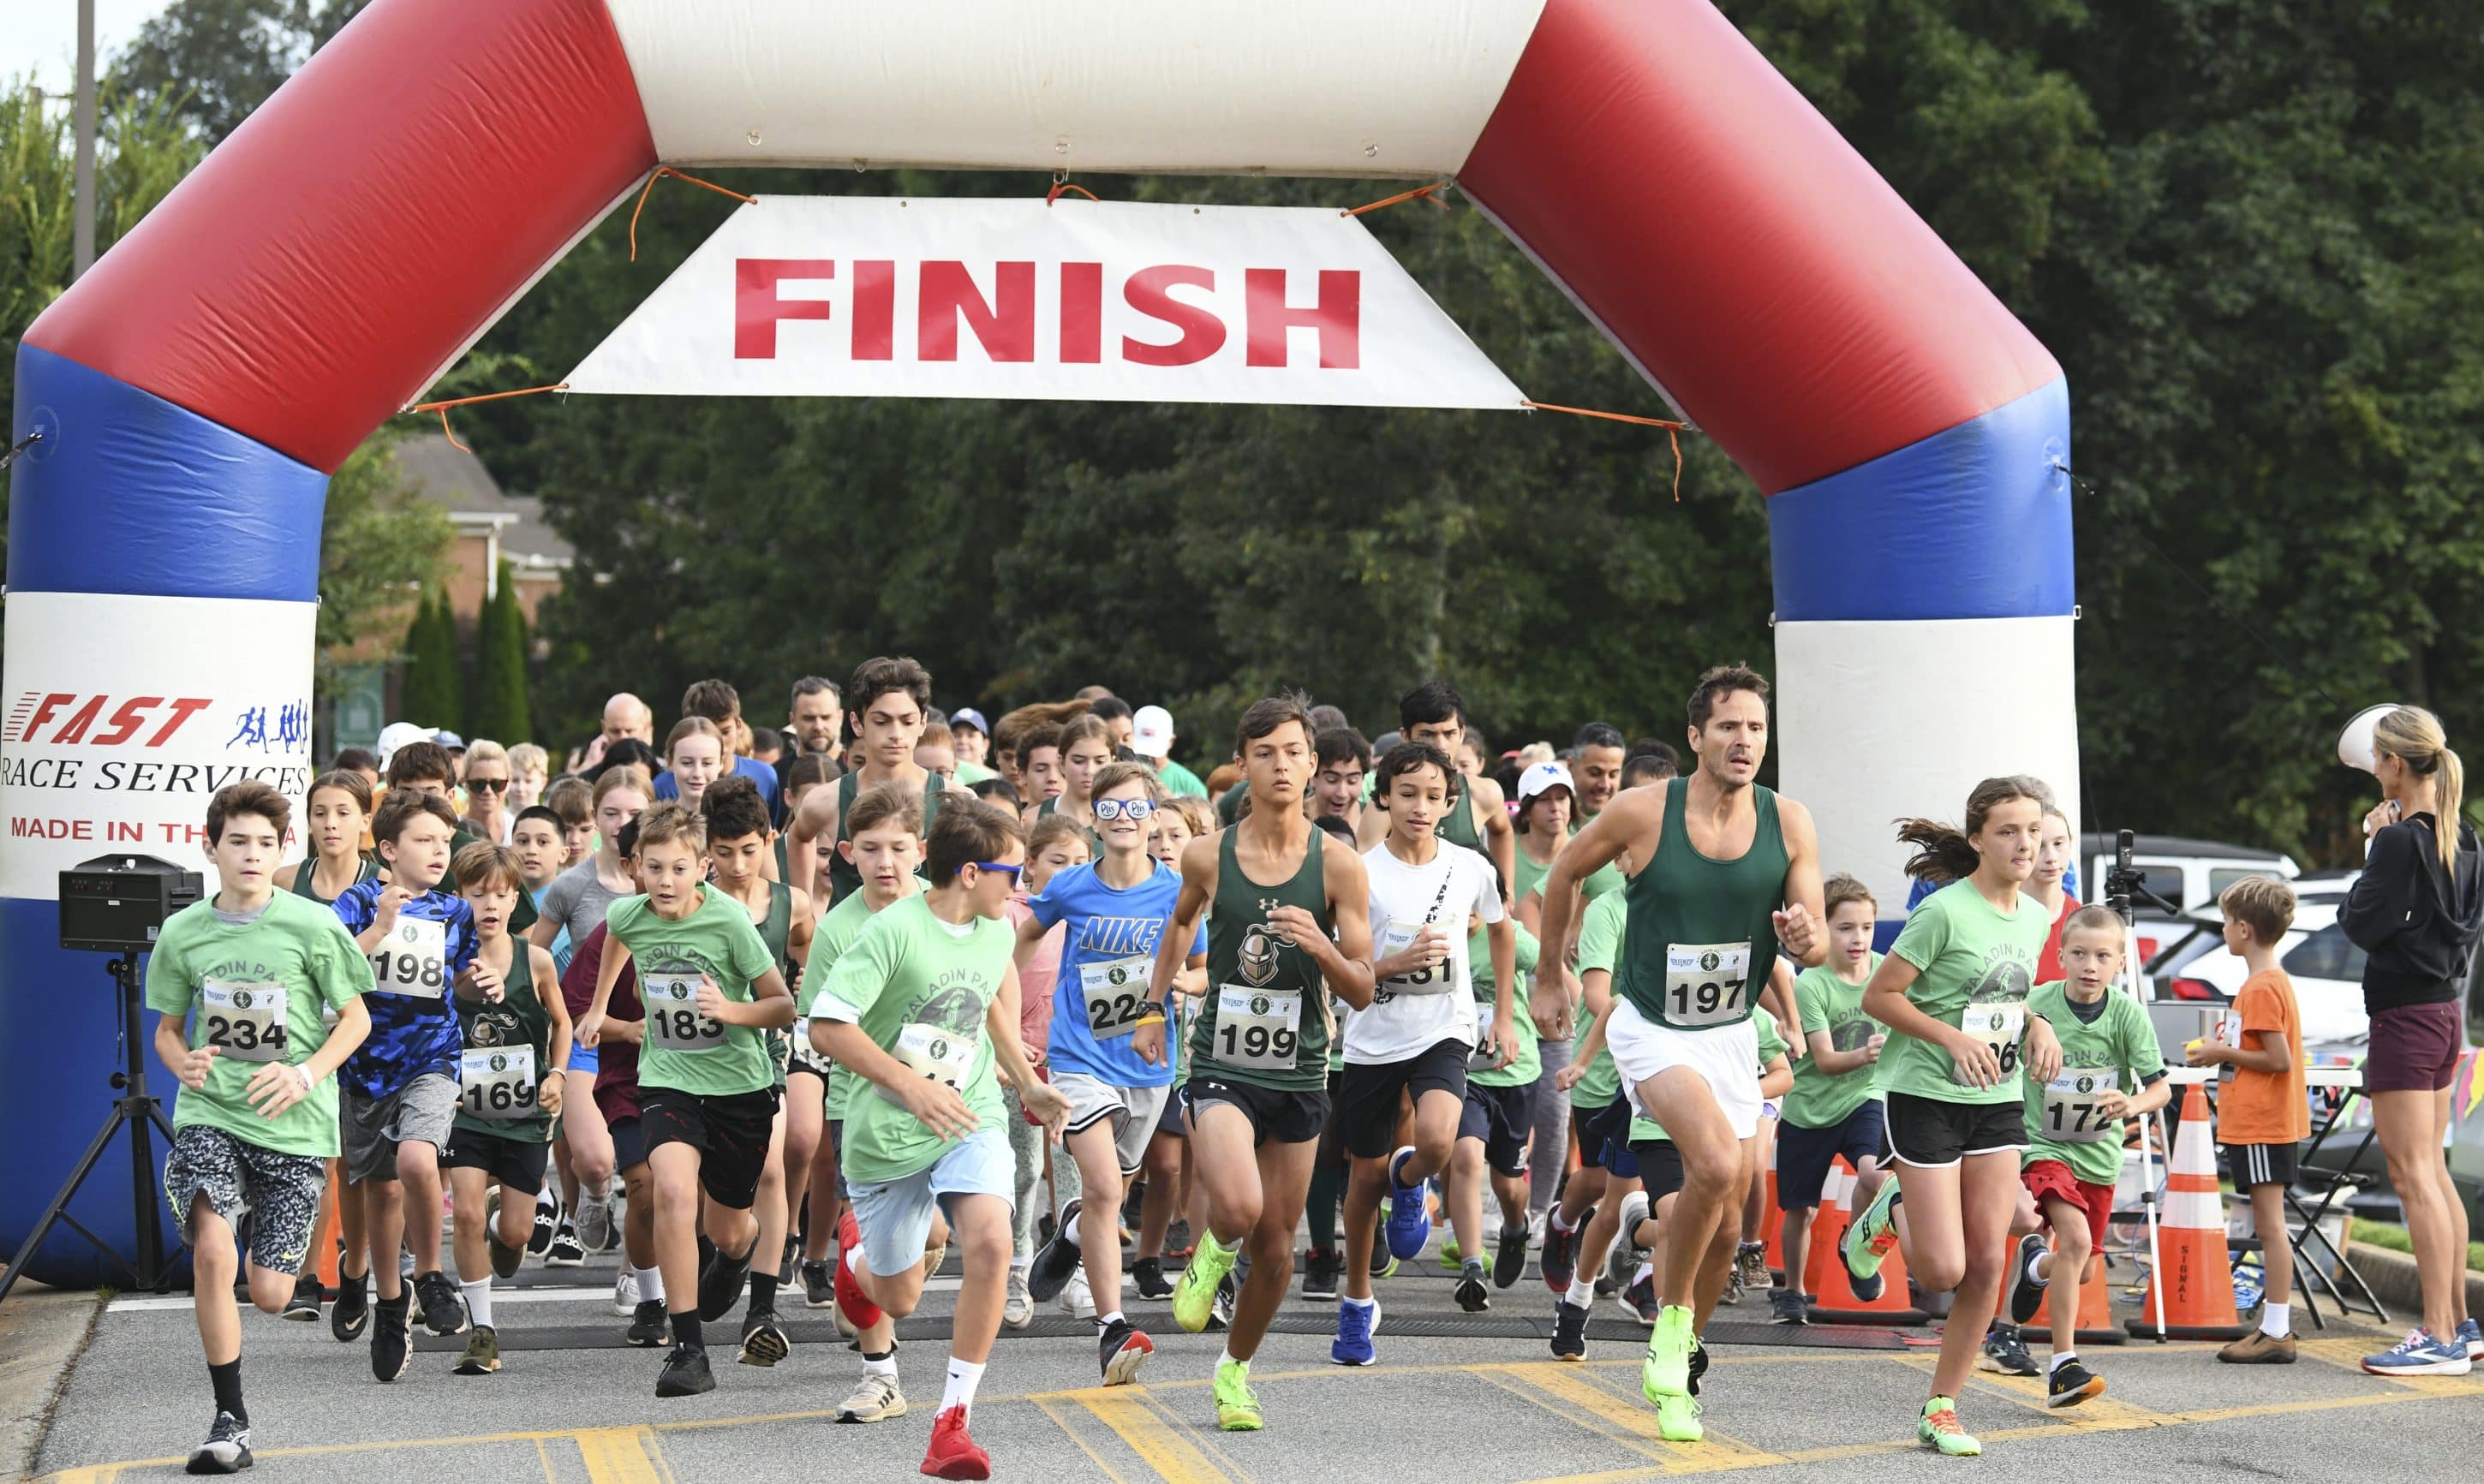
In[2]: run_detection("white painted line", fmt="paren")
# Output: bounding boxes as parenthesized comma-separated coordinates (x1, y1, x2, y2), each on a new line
(107, 1276, 964, 1314)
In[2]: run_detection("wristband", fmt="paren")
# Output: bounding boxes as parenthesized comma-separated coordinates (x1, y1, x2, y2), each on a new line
(1134, 1013, 1167, 1028)
(296, 1064, 317, 1094)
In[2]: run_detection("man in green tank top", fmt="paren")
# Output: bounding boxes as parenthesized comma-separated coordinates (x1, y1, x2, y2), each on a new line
(1538, 665, 1825, 1445)
(1357, 680, 1517, 904)
(1143, 695, 1375, 1434)
(785, 656, 957, 905)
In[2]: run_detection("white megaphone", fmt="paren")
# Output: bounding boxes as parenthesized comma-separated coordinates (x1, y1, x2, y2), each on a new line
(2337, 704, 2403, 775)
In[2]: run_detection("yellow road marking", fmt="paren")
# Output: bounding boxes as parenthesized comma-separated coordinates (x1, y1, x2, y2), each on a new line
(535, 1437, 560, 1483)
(1034, 1396, 1136, 1484)
(573, 1427, 665, 1484)
(1069, 1390, 1235, 1484)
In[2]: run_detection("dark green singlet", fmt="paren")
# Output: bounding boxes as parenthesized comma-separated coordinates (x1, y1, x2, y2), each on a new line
(1034, 796, 1104, 855)
(827, 770, 946, 904)
(756, 879, 794, 1087)
(453, 939, 554, 1141)
(1613, 783, 1788, 1033)
(1188, 823, 1332, 1093)
(288, 855, 378, 905)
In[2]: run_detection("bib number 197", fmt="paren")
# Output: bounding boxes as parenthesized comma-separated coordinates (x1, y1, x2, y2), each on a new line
(1663, 941, 1752, 1028)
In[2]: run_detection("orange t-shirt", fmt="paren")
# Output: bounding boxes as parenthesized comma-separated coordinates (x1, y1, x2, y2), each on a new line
(2217, 968, 2308, 1145)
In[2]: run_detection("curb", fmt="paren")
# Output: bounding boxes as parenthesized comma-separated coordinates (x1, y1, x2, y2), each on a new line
(2341, 1240, 2484, 1322)
(0, 1284, 104, 1481)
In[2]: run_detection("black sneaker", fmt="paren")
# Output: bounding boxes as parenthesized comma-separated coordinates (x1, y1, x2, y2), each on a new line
(187, 1410, 253, 1475)
(801, 1259, 837, 1309)
(1551, 1298, 1590, 1361)
(282, 1274, 323, 1321)
(527, 1198, 558, 1256)
(697, 1241, 755, 1322)
(1120, 1177, 1148, 1234)
(1454, 1272, 1490, 1313)
(1541, 1213, 1584, 1292)
(488, 1233, 526, 1281)
(331, 1269, 369, 1342)
(1493, 1225, 1530, 1289)
(544, 1224, 586, 1269)
(655, 1344, 715, 1398)
(1206, 1273, 1235, 1332)
(737, 1309, 790, 1368)
(1162, 1219, 1193, 1260)
(1027, 1197, 1084, 1302)
(2007, 1231, 2050, 1326)
(1687, 1334, 1710, 1396)
(370, 1290, 412, 1382)
(1099, 1316, 1155, 1386)
(1979, 1323, 2040, 1377)
(779, 1236, 800, 1287)
(1770, 1288, 1810, 1325)
(1299, 1249, 1343, 1301)
(1133, 1256, 1175, 1301)
(625, 1299, 672, 1348)
(413, 1270, 469, 1336)
(2045, 1357, 2105, 1409)
(1620, 1270, 1659, 1326)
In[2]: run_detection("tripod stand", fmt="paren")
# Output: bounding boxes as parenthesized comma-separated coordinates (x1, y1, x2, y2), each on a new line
(0, 950, 187, 1303)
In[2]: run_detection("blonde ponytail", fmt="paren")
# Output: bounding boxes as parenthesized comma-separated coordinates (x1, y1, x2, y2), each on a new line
(2435, 747, 2465, 869)
(2374, 706, 2464, 870)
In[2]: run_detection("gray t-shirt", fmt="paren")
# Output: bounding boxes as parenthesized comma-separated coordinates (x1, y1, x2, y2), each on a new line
(540, 861, 625, 951)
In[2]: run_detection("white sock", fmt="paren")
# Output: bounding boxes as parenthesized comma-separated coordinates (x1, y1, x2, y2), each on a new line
(845, 1244, 869, 1278)
(2262, 1301, 2290, 1338)
(637, 1265, 664, 1303)
(863, 1349, 899, 1377)
(1010, 1255, 1030, 1272)
(2050, 1350, 2077, 1373)
(1097, 1309, 1123, 1330)
(1062, 1211, 1082, 1247)
(2028, 1249, 2051, 1285)
(1633, 1261, 1655, 1287)
(1551, 1207, 1579, 1234)
(941, 1356, 987, 1418)
(1565, 1276, 1597, 1308)
(535, 1187, 558, 1212)
(462, 1277, 492, 1329)
(1219, 1345, 1248, 1371)
(1343, 1295, 1375, 1312)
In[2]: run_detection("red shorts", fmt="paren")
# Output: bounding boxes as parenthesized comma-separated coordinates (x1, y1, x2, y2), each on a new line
(2022, 1159, 2114, 1242)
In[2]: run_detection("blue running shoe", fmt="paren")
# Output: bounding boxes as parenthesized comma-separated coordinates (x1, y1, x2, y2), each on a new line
(2457, 1318, 2482, 1362)
(2361, 1328, 2473, 1377)
(1331, 1296, 1380, 1367)
(1382, 1147, 1432, 1261)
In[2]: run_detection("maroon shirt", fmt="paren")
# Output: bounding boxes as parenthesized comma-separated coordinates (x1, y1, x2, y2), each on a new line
(562, 922, 642, 1123)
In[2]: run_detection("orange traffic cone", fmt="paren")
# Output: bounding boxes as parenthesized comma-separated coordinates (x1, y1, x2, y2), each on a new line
(1804, 1158, 1928, 1325)
(2125, 1082, 2248, 1339)
(1761, 1153, 1786, 1278)
(2010, 1233, 2127, 1346)
(311, 1165, 343, 1287)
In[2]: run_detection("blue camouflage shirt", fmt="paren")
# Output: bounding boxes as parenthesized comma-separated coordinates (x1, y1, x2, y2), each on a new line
(332, 881, 476, 1100)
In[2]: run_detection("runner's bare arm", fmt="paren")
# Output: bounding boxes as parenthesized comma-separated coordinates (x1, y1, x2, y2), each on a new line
(531, 945, 572, 1069)
(1010, 908, 1052, 972)
(1861, 950, 1997, 1087)
(1555, 979, 1617, 1091)
(785, 785, 839, 901)
(1472, 775, 1519, 907)
(1147, 834, 1216, 1005)
(578, 939, 633, 1046)
(1772, 797, 1829, 967)
(786, 885, 815, 968)
(1758, 1048, 1794, 1100)
(701, 965, 794, 1028)
(1539, 784, 1661, 995)
(1761, 957, 1799, 1035)
(526, 915, 560, 951)
(1310, 842, 1376, 1010)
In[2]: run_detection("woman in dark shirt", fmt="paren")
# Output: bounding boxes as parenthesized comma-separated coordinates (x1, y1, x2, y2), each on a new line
(2338, 706, 2481, 1374)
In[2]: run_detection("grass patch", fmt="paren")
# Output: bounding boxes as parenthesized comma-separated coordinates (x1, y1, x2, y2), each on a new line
(2350, 1217, 2484, 1273)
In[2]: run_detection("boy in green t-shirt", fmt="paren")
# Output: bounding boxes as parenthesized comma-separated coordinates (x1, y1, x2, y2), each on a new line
(149, 782, 374, 1474)
(810, 802, 1068, 1481)
(1774, 875, 1891, 1325)
(1997, 906, 2166, 1405)
(1544, 888, 1634, 1360)
(579, 802, 794, 1400)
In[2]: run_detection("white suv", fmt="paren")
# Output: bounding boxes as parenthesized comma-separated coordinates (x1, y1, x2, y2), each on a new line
(2145, 875, 2365, 1046)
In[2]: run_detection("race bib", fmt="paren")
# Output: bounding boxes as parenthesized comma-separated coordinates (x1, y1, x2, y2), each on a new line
(1662, 940, 1752, 1027)
(643, 972, 725, 1052)
(1078, 957, 1155, 1040)
(1468, 1000, 1499, 1072)
(1377, 923, 1453, 997)
(893, 1022, 975, 1090)
(459, 1046, 538, 1120)
(791, 1016, 833, 1075)
(1953, 999, 2027, 1086)
(1212, 985, 1301, 1070)
(370, 916, 448, 998)
(2039, 1067, 2121, 1143)
(200, 980, 289, 1064)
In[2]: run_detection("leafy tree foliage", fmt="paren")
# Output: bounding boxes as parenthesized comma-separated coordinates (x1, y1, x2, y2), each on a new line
(397, 587, 462, 733)
(469, 561, 534, 747)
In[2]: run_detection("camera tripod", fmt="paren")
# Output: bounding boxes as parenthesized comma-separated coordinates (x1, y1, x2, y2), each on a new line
(0, 951, 185, 1303)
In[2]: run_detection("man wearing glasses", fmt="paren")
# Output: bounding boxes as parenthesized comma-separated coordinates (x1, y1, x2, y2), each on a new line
(1014, 763, 1209, 1386)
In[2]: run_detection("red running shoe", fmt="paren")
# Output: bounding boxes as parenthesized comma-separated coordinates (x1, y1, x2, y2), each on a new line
(836, 1210, 884, 1331)
(920, 1405, 990, 1479)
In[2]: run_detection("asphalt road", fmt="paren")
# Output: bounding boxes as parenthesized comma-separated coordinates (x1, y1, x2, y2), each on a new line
(35, 1240, 2483, 1483)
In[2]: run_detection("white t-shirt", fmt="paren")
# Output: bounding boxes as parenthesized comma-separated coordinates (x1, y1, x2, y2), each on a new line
(1344, 838, 1506, 1064)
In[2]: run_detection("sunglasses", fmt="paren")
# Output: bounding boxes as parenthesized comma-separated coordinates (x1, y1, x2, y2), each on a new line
(1093, 797, 1159, 822)
(972, 861, 1024, 880)
(467, 777, 509, 793)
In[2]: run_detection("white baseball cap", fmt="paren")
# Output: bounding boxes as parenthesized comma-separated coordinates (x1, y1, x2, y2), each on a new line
(375, 721, 431, 770)
(1518, 760, 1576, 802)
(1131, 705, 1175, 757)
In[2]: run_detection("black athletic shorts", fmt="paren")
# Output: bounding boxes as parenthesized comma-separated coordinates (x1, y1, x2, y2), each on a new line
(1577, 1097, 1636, 1175)
(1776, 1100, 1890, 1209)
(1335, 1039, 1469, 1159)
(1182, 1076, 1329, 1147)
(641, 1086, 779, 1209)
(1627, 1137, 1687, 1201)
(1459, 1081, 1534, 1177)
(2220, 1141, 2297, 1190)
(610, 1113, 646, 1175)
(441, 1127, 552, 1195)
(1885, 1090, 2026, 1168)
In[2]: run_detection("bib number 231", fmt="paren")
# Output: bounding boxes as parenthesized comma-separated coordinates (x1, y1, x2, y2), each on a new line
(1663, 941, 1751, 1028)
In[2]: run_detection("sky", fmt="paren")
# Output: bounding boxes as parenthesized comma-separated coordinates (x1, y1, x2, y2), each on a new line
(3, 0, 174, 96)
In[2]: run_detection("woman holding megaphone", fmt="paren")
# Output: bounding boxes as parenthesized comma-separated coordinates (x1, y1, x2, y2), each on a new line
(2337, 705, 2483, 1375)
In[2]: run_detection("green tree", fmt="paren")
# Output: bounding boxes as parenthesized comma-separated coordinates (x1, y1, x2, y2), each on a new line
(397, 587, 462, 731)
(316, 435, 453, 692)
(469, 562, 534, 746)
(112, 0, 371, 144)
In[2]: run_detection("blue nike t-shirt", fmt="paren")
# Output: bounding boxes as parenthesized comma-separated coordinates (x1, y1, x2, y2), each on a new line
(332, 881, 477, 1100)
(1026, 860, 1203, 1087)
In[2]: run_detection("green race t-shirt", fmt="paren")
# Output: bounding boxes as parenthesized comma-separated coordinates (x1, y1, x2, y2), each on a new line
(2021, 980, 2165, 1184)
(145, 892, 374, 1158)
(815, 894, 1014, 1185)
(1568, 891, 1628, 1109)
(1784, 956, 1884, 1130)
(802, 879, 922, 1117)
(1878, 880, 2050, 1107)
(1631, 1004, 1788, 1145)
(606, 884, 780, 1097)
(1470, 920, 1543, 1088)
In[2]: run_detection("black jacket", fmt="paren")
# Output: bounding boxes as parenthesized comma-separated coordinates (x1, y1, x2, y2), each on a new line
(2339, 812, 2484, 1014)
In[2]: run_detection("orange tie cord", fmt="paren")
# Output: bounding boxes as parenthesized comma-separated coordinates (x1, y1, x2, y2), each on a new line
(1341, 182, 1449, 218)
(1045, 176, 1102, 206)
(629, 165, 758, 261)
(406, 383, 570, 451)
(1521, 401, 1691, 501)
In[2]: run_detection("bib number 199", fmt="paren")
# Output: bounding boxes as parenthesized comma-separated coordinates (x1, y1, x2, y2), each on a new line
(1214, 986, 1300, 1070)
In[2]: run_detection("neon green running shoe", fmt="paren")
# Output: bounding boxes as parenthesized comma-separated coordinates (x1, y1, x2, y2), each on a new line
(1438, 1237, 1465, 1272)
(1214, 1357, 1263, 1431)
(1173, 1234, 1239, 1334)
(1652, 1388, 1704, 1443)
(1842, 1178, 1902, 1302)
(1644, 1304, 1694, 1398)
(1918, 1397, 1981, 1457)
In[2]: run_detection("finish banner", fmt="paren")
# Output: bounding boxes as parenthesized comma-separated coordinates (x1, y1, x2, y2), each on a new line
(565, 196, 1526, 410)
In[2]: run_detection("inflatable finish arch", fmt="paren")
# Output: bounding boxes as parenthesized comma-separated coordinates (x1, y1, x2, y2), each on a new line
(3, 0, 2073, 1278)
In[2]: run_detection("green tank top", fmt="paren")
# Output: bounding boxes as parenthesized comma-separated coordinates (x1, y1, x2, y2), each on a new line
(827, 771, 946, 904)
(453, 939, 553, 1140)
(1614, 784, 1788, 1032)
(1189, 823, 1332, 1093)
(1035, 796, 1103, 855)
(1439, 788, 1483, 852)
(287, 856, 377, 905)
(757, 881, 794, 1087)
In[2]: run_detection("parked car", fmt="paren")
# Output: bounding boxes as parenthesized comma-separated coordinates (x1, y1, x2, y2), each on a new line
(2081, 832, 2299, 969)
(2142, 876, 2364, 1044)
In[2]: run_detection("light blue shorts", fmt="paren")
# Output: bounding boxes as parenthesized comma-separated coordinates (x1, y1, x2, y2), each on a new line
(570, 1039, 601, 1077)
(846, 1126, 1014, 1279)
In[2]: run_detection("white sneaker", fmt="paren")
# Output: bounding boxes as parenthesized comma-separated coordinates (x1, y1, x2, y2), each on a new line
(1004, 1267, 1034, 1329)
(612, 1266, 639, 1317)
(837, 1368, 907, 1423)
(1059, 1272, 1096, 1320)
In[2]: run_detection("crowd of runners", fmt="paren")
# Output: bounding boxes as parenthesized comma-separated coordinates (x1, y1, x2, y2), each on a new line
(139, 659, 2482, 1478)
